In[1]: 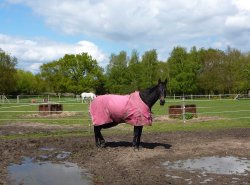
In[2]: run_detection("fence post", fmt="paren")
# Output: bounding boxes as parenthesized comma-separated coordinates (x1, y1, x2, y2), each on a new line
(88, 112, 92, 133)
(182, 97, 186, 124)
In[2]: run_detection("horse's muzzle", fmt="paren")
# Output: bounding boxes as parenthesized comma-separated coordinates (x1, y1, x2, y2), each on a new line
(160, 99, 165, 106)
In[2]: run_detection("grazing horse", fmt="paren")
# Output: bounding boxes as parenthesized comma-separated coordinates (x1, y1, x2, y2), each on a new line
(89, 79, 167, 149)
(81, 92, 96, 102)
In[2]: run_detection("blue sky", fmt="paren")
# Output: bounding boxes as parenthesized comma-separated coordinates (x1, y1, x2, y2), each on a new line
(1, 0, 250, 73)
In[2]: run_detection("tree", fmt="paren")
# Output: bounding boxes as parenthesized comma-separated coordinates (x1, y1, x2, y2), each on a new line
(0, 49, 17, 94)
(40, 52, 104, 94)
(15, 70, 46, 94)
(140, 49, 158, 89)
(105, 51, 130, 94)
(105, 49, 169, 94)
(155, 61, 168, 83)
(127, 50, 141, 91)
(236, 52, 250, 93)
(167, 47, 200, 95)
(40, 60, 62, 93)
(222, 47, 242, 93)
(197, 48, 225, 94)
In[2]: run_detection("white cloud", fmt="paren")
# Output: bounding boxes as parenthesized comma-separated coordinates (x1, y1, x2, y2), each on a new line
(225, 0, 250, 31)
(232, 0, 250, 11)
(226, 14, 250, 29)
(3, 2, 233, 41)
(29, 62, 43, 73)
(4, 0, 250, 63)
(0, 34, 107, 73)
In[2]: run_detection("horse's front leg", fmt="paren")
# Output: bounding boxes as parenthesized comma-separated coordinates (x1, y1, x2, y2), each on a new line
(133, 126, 143, 149)
(94, 126, 106, 148)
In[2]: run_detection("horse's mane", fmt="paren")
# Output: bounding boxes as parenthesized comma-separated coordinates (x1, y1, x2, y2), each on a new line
(140, 84, 158, 94)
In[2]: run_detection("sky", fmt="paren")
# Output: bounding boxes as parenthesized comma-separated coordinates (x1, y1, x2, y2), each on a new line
(0, 0, 250, 73)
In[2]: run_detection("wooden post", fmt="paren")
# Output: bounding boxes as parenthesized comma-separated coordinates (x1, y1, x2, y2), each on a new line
(182, 97, 186, 124)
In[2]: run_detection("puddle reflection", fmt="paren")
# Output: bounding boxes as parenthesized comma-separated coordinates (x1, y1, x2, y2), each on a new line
(163, 156, 250, 175)
(8, 157, 92, 185)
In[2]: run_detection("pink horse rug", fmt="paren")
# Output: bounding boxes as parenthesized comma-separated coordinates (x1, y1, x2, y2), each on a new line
(89, 91, 152, 126)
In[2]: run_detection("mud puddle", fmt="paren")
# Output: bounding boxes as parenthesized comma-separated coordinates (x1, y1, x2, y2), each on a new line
(163, 156, 250, 175)
(1, 128, 250, 185)
(7, 148, 93, 185)
(38, 147, 71, 160)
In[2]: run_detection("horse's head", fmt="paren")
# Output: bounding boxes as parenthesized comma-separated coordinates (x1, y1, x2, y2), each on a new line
(139, 78, 168, 108)
(157, 79, 167, 106)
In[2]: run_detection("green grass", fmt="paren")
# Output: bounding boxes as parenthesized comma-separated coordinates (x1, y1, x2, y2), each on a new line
(151, 99, 250, 132)
(0, 130, 91, 140)
(152, 99, 250, 119)
(147, 119, 250, 132)
(0, 98, 250, 139)
(0, 102, 89, 125)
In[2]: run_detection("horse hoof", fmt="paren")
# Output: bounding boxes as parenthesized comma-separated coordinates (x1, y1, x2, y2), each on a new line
(133, 145, 140, 151)
(96, 140, 106, 148)
(134, 148, 139, 152)
(96, 143, 106, 148)
(100, 140, 106, 148)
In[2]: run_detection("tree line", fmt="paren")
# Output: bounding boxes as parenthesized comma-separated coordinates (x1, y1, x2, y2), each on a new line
(1, 46, 250, 96)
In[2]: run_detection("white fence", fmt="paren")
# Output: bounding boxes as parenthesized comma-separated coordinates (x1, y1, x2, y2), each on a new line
(165, 94, 250, 100)
(0, 94, 82, 104)
(1, 93, 250, 104)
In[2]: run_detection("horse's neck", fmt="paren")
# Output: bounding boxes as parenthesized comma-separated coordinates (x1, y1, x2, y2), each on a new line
(139, 86, 159, 109)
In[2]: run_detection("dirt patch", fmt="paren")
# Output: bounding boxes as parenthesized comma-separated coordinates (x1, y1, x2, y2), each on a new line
(20, 111, 79, 118)
(0, 122, 85, 136)
(153, 115, 226, 122)
(0, 115, 224, 136)
(0, 126, 250, 185)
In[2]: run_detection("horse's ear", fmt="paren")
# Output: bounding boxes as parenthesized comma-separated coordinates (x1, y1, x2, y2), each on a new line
(158, 79, 161, 84)
(164, 78, 168, 84)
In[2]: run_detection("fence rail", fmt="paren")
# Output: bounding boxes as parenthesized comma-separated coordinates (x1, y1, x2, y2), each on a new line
(1, 93, 250, 104)
(166, 93, 250, 100)
(0, 94, 82, 104)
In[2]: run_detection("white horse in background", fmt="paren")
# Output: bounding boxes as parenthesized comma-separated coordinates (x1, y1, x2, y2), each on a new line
(81, 92, 96, 103)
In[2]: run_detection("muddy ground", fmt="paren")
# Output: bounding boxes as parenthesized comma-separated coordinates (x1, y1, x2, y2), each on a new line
(0, 123, 250, 185)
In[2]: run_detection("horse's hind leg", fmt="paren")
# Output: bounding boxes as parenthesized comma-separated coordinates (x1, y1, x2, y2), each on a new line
(133, 126, 143, 149)
(94, 123, 118, 148)
(94, 126, 106, 147)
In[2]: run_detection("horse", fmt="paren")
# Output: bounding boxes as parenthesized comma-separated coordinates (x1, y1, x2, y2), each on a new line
(89, 79, 167, 149)
(81, 92, 96, 103)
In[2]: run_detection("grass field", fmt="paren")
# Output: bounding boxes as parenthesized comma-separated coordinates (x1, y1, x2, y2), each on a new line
(0, 98, 250, 138)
